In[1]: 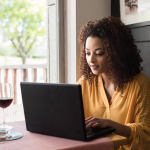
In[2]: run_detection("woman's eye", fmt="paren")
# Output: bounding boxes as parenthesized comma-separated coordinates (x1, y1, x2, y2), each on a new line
(86, 52, 105, 56)
(86, 53, 90, 56)
(97, 53, 104, 56)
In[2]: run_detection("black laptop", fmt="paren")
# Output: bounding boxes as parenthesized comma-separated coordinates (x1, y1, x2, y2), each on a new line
(20, 82, 115, 141)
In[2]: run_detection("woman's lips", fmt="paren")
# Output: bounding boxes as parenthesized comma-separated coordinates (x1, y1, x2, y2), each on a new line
(91, 65, 99, 70)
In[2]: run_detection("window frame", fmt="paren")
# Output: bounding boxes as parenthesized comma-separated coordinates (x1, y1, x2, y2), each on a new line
(47, 0, 65, 83)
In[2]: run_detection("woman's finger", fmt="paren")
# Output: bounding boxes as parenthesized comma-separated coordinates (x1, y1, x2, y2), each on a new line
(85, 116, 93, 121)
(92, 122, 99, 128)
(85, 117, 99, 125)
(86, 121, 98, 129)
(85, 117, 93, 124)
(85, 117, 96, 125)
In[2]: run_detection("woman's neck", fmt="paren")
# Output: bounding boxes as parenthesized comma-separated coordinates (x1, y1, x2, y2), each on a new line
(101, 72, 113, 87)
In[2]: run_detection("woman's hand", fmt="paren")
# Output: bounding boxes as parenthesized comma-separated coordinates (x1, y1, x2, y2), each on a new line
(85, 116, 131, 138)
(85, 116, 110, 129)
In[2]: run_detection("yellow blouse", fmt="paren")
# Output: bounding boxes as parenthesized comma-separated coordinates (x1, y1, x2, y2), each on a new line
(77, 72, 150, 150)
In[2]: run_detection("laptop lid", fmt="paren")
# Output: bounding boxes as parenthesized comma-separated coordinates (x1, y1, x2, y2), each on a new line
(20, 82, 87, 141)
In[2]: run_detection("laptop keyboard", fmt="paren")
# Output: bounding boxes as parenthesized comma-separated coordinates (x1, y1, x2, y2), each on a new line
(86, 127, 102, 136)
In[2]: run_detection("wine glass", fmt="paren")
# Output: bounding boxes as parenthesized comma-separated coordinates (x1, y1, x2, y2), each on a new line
(0, 83, 13, 130)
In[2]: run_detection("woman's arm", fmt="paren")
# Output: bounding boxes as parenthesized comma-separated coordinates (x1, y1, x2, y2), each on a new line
(109, 120, 131, 138)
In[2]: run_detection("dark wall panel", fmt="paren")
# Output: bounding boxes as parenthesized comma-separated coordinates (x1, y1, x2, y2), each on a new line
(135, 43, 150, 81)
(131, 26, 150, 41)
(130, 26, 150, 81)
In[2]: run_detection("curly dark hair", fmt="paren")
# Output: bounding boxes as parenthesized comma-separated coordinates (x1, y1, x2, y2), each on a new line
(78, 17, 143, 92)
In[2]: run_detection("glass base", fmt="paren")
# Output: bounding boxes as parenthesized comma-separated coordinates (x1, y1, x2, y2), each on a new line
(0, 131, 11, 139)
(0, 131, 22, 141)
(0, 124, 13, 132)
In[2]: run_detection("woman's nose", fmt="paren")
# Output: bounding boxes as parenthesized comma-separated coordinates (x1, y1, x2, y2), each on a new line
(90, 54, 96, 63)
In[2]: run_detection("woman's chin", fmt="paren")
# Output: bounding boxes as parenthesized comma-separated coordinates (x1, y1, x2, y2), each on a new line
(91, 71, 101, 76)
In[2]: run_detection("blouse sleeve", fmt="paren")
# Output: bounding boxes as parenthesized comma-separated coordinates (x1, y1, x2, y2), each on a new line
(125, 76, 150, 150)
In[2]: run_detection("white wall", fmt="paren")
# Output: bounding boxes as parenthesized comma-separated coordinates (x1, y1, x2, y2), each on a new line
(65, 0, 111, 83)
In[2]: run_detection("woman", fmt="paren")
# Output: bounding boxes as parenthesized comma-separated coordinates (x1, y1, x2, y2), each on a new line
(77, 17, 150, 150)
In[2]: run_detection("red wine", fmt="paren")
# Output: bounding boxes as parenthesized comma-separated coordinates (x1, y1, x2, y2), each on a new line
(0, 98, 13, 108)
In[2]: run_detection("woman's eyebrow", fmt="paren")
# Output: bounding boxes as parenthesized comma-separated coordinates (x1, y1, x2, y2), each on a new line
(85, 48, 103, 51)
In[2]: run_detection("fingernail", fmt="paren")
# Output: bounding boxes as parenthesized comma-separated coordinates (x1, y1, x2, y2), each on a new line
(92, 125, 95, 127)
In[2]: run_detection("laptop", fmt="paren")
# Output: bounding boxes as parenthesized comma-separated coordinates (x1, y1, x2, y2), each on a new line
(20, 82, 115, 141)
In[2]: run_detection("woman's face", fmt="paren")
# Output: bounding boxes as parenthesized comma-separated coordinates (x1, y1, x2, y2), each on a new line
(85, 36, 109, 75)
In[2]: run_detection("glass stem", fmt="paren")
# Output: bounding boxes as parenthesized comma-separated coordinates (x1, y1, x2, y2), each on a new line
(3, 108, 6, 126)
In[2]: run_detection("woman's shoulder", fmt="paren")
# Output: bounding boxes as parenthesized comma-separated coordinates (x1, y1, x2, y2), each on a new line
(76, 76, 85, 85)
(76, 75, 100, 86)
(133, 72, 150, 87)
(76, 76, 91, 85)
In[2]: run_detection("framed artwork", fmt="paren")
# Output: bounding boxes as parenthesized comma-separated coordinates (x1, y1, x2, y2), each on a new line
(120, 0, 150, 27)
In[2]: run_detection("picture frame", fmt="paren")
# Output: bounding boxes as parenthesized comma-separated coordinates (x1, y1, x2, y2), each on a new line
(119, 0, 150, 27)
